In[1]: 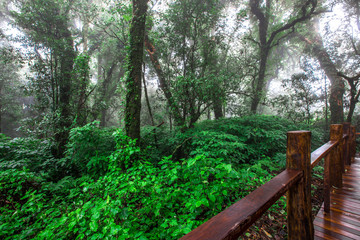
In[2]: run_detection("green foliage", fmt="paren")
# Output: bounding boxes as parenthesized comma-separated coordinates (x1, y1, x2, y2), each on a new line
(0, 135, 55, 176)
(0, 154, 280, 240)
(151, 115, 323, 165)
(0, 116, 326, 239)
(65, 121, 116, 177)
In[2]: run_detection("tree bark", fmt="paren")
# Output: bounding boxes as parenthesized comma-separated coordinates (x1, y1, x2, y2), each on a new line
(0, 85, 2, 133)
(311, 39, 345, 124)
(144, 34, 184, 126)
(251, 45, 270, 113)
(142, 63, 155, 126)
(125, 0, 148, 141)
(249, 0, 318, 113)
(337, 72, 360, 122)
(76, 17, 90, 126)
(213, 96, 223, 119)
(55, 25, 76, 158)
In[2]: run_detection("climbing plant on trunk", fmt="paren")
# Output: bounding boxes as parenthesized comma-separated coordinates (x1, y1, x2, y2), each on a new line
(125, 0, 148, 141)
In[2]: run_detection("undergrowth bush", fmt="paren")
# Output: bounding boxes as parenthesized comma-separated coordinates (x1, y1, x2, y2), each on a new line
(147, 115, 323, 167)
(65, 121, 116, 178)
(0, 134, 56, 178)
(0, 116, 327, 239)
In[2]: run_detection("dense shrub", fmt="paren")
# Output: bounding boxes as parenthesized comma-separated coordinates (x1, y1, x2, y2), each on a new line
(0, 116, 327, 239)
(65, 121, 117, 178)
(0, 134, 55, 177)
(148, 115, 324, 166)
(0, 131, 281, 239)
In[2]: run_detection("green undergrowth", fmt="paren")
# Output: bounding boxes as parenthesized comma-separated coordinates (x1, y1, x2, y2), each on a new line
(0, 116, 325, 239)
(144, 115, 323, 168)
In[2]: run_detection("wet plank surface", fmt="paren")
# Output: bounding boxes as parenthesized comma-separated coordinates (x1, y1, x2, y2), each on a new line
(314, 157, 360, 240)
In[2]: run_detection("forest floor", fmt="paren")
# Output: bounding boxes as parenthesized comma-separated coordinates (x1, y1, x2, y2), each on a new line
(240, 167, 324, 240)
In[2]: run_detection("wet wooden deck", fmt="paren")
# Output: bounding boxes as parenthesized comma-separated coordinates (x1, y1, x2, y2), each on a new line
(314, 157, 360, 240)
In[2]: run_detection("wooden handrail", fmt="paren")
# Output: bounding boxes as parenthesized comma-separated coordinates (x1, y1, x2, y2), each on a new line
(180, 124, 356, 240)
(179, 169, 303, 240)
(310, 140, 338, 168)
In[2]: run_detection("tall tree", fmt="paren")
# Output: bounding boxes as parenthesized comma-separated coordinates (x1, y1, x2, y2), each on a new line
(125, 0, 148, 141)
(146, 0, 226, 127)
(12, 0, 76, 157)
(0, 45, 22, 135)
(299, 31, 345, 124)
(249, 0, 319, 113)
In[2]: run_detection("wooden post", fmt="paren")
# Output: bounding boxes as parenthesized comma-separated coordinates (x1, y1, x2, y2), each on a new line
(351, 126, 356, 162)
(330, 124, 343, 188)
(286, 131, 314, 240)
(343, 122, 351, 167)
(324, 153, 331, 213)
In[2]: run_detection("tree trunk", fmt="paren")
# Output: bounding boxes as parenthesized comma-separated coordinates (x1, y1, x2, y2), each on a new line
(337, 73, 360, 123)
(76, 18, 90, 126)
(54, 27, 76, 158)
(125, 0, 148, 141)
(249, 0, 318, 114)
(142, 63, 155, 126)
(0, 85, 2, 133)
(213, 95, 223, 119)
(251, 45, 270, 113)
(311, 42, 344, 124)
(144, 34, 184, 126)
(347, 98, 356, 123)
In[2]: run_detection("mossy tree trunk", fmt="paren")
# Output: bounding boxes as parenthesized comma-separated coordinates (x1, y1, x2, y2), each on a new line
(125, 0, 148, 142)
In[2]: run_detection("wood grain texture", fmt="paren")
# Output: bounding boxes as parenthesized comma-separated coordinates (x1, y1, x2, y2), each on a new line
(179, 169, 302, 240)
(286, 131, 314, 240)
(314, 156, 360, 240)
(350, 126, 356, 163)
(330, 124, 343, 188)
(343, 123, 351, 166)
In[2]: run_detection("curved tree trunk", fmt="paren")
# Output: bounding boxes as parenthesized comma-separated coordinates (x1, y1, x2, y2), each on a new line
(144, 34, 184, 126)
(311, 39, 345, 124)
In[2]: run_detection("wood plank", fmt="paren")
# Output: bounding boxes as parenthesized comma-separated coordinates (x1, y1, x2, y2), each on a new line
(314, 213, 360, 235)
(311, 140, 338, 168)
(324, 206, 360, 221)
(314, 231, 334, 240)
(314, 218, 360, 239)
(314, 224, 354, 240)
(332, 190, 360, 201)
(329, 197, 360, 210)
(180, 169, 302, 240)
(314, 149, 360, 240)
(316, 210, 360, 228)
(331, 193, 360, 205)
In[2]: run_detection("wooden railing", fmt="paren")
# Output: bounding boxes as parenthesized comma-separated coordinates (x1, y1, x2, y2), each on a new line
(180, 123, 356, 240)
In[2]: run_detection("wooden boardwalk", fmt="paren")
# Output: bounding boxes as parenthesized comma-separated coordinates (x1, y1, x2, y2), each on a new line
(314, 156, 360, 240)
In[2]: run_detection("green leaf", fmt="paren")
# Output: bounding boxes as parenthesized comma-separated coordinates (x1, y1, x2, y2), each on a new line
(187, 158, 196, 167)
(201, 198, 209, 207)
(223, 164, 232, 173)
(209, 194, 216, 202)
(90, 221, 98, 232)
(123, 14, 132, 22)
